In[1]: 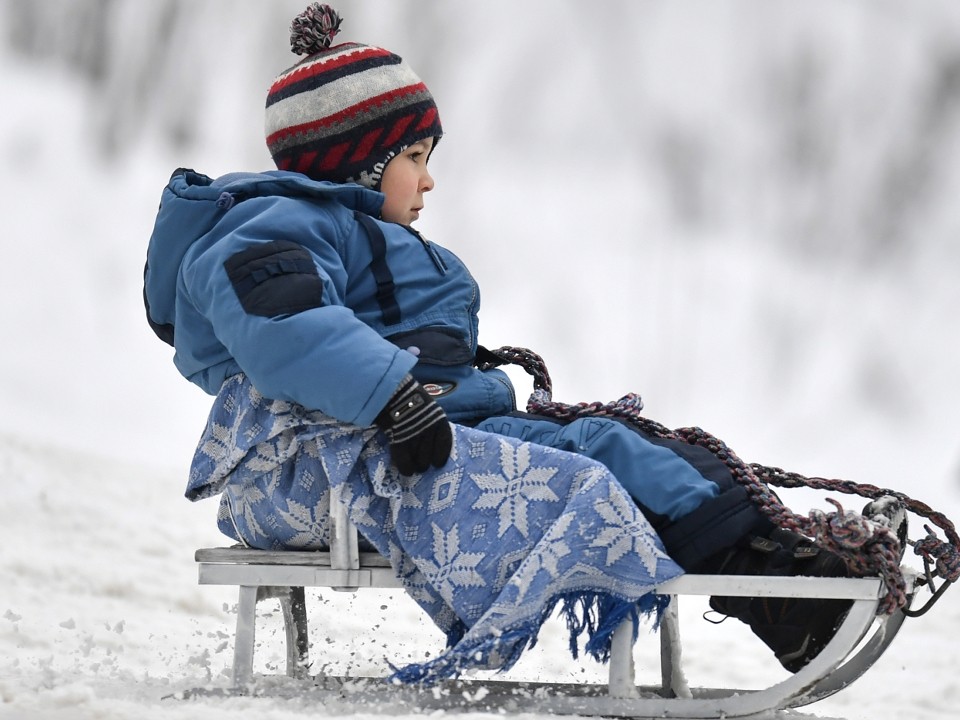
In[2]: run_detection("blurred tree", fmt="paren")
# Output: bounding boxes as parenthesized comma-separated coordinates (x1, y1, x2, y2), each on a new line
(5, 0, 960, 268)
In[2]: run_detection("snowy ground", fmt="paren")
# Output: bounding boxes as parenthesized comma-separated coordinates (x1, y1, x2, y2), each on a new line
(2, 431, 959, 720)
(3, 3, 960, 719)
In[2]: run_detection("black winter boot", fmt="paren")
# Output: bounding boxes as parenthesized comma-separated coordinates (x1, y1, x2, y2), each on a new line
(701, 528, 852, 673)
(643, 455, 909, 674)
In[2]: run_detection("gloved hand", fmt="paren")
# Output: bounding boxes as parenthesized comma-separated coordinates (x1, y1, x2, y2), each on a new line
(374, 374, 452, 475)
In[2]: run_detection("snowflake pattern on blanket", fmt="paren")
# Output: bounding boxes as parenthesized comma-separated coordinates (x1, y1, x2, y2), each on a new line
(189, 373, 684, 683)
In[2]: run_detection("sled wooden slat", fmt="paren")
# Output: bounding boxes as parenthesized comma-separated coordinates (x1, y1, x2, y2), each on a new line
(654, 573, 884, 600)
(196, 547, 884, 599)
(195, 547, 393, 567)
(193, 502, 912, 718)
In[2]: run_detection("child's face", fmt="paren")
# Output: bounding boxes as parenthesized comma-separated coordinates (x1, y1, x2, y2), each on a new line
(380, 138, 435, 225)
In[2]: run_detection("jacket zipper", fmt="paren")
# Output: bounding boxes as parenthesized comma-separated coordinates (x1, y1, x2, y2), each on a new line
(403, 225, 447, 274)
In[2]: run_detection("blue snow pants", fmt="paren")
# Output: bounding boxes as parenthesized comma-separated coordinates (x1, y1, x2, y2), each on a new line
(476, 412, 765, 570)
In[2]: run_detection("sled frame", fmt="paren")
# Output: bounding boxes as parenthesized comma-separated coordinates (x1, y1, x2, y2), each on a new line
(194, 497, 911, 719)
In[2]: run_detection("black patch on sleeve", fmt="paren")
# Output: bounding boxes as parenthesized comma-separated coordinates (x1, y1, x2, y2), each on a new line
(224, 241, 324, 317)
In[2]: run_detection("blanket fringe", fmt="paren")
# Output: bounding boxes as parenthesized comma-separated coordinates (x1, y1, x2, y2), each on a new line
(388, 590, 669, 685)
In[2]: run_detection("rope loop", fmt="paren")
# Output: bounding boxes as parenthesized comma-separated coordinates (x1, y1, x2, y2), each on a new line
(811, 498, 875, 550)
(915, 525, 960, 582)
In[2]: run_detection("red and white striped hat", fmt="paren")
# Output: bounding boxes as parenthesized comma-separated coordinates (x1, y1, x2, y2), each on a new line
(265, 4, 442, 189)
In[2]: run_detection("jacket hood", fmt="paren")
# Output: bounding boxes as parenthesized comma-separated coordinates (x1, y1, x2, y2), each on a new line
(144, 168, 384, 345)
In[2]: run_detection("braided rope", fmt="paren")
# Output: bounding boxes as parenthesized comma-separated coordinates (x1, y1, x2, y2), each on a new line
(478, 346, 960, 615)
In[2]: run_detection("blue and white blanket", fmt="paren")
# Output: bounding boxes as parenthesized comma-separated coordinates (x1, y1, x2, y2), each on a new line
(189, 374, 684, 683)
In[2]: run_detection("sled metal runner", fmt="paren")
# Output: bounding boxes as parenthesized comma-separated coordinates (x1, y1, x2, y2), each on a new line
(194, 503, 913, 719)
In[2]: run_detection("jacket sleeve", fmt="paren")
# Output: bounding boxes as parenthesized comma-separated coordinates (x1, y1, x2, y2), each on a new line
(180, 196, 416, 426)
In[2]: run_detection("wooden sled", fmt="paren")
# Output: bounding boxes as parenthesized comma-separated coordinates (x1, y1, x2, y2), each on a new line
(192, 499, 913, 719)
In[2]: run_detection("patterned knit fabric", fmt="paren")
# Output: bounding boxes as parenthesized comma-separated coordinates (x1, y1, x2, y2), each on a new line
(190, 373, 683, 684)
(265, 12, 442, 189)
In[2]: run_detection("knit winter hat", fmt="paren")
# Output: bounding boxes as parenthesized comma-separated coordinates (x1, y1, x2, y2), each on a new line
(265, 4, 442, 189)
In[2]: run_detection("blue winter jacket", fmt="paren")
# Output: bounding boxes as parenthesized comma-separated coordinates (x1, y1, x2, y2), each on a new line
(144, 168, 516, 427)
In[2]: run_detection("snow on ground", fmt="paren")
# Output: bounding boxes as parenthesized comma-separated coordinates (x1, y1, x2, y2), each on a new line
(2, 431, 959, 720)
(3, 3, 960, 719)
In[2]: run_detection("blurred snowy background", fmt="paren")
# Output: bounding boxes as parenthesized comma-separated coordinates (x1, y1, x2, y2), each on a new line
(2, 1, 960, 719)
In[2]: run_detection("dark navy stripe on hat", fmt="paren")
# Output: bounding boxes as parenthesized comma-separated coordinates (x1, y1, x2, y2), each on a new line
(266, 51, 402, 108)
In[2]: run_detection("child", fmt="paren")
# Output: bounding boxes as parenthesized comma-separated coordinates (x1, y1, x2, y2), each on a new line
(144, 4, 887, 681)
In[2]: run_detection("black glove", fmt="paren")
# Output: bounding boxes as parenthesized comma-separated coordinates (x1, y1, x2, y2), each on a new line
(375, 375, 452, 475)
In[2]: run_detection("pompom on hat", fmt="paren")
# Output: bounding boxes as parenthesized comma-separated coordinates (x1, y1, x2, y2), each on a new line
(265, 4, 442, 189)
